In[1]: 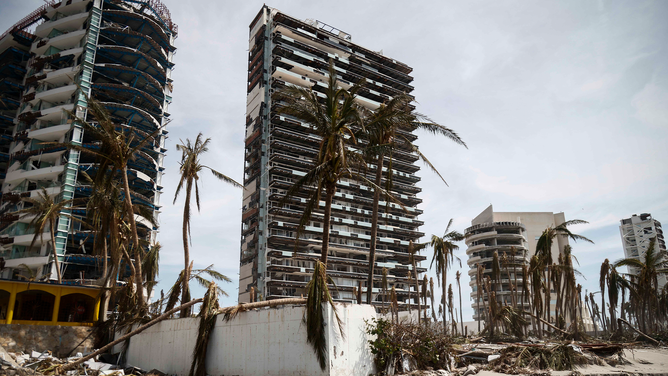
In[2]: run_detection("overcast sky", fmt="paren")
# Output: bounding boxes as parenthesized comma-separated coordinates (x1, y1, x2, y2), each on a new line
(2, 0, 667, 321)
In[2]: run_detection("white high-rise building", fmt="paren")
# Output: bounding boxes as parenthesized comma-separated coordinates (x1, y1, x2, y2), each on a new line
(619, 213, 667, 290)
(465, 205, 570, 322)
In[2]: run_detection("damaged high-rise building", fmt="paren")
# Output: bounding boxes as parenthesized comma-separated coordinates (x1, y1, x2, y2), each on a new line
(238, 6, 426, 309)
(0, 0, 175, 282)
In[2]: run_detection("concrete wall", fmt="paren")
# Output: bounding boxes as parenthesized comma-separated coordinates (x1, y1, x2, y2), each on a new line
(125, 303, 376, 376)
(0, 324, 96, 357)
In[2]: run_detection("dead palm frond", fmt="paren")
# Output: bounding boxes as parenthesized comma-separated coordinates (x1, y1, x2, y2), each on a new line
(189, 282, 220, 376)
(305, 260, 344, 371)
(143, 242, 160, 297)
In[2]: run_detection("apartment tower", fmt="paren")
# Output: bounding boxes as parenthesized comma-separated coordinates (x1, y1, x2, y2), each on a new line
(0, 0, 175, 282)
(465, 205, 571, 322)
(619, 213, 667, 290)
(238, 6, 425, 308)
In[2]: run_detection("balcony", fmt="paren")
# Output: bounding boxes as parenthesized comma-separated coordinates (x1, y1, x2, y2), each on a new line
(35, 11, 88, 38)
(34, 83, 77, 104)
(31, 29, 86, 56)
(29, 122, 72, 142)
(5, 163, 64, 185)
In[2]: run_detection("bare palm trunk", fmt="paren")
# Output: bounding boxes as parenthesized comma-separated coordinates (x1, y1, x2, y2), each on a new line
(411, 254, 421, 325)
(321, 184, 335, 265)
(600, 293, 607, 333)
(102, 236, 109, 278)
(457, 277, 464, 336)
(100, 237, 110, 321)
(181, 181, 193, 317)
(122, 167, 144, 305)
(442, 265, 447, 334)
(49, 223, 62, 283)
(366, 153, 384, 304)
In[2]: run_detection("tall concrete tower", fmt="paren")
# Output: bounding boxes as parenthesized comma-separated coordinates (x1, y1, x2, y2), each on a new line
(238, 6, 425, 309)
(619, 213, 667, 290)
(0, 0, 176, 282)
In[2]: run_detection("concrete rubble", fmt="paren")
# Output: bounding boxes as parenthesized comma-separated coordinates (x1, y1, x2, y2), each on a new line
(0, 346, 165, 376)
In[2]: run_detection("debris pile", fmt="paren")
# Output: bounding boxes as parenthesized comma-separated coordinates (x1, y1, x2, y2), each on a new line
(0, 346, 163, 376)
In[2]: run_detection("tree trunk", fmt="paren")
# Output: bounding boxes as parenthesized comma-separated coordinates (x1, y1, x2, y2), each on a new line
(411, 254, 421, 325)
(366, 153, 384, 304)
(441, 265, 447, 334)
(49, 222, 62, 283)
(100, 237, 110, 321)
(181, 180, 193, 317)
(57, 298, 204, 373)
(600, 292, 607, 333)
(321, 184, 335, 265)
(122, 166, 145, 306)
(458, 279, 464, 336)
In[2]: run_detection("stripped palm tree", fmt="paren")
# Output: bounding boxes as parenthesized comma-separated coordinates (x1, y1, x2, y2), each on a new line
(66, 95, 164, 306)
(362, 93, 466, 304)
(534, 220, 592, 328)
(382, 267, 389, 314)
(613, 238, 668, 333)
(408, 240, 426, 324)
(456, 270, 464, 335)
(599, 259, 610, 333)
(430, 218, 464, 333)
(422, 275, 429, 323)
(448, 284, 455, 336)
(174, 133, 242, 317)
(429, 277, 437, 322)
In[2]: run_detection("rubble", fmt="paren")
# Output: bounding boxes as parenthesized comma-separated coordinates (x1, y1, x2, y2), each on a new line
(0, 345, 161, 376)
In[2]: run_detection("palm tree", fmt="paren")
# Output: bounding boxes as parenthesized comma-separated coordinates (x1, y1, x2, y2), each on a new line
(534, 220, 593, 326)
(381, 267, 389, 314)
(448, 284, 455, 336)
(456, 270, 464, 335)
(599, 259, 610, 333)
(15, 188, 75, 283)
(174, 133, 242, 317)
(277, 61, 365, 265)
(605, 265, 629, 333)
(422, 275, 429, 323)
(67, 96, 163, 306)
(408, 241, 423, 324)
(429, 277, 437, 322)
(430, 218, 464, 333)
(614, 238, 668, 333)
(363, 94, 466, 304)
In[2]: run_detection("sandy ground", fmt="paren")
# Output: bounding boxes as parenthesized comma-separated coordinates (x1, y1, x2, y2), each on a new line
(474, 347, 668, 376)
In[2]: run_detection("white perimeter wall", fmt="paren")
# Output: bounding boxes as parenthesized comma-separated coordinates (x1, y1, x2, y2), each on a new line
(125, 303, 376, 376)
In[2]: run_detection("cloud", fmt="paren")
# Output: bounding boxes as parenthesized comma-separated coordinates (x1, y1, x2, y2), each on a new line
(2, 0, 667, 321)
(632, 81, 668, 128)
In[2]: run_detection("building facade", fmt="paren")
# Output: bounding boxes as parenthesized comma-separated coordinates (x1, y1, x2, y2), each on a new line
(0, 0, 175, 283)
(619, 213, 667, 290)
(465, 205, 570, 321)
(238, 6, 426, 308)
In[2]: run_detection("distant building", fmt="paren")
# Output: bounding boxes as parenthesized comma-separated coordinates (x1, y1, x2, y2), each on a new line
(465, 205, 571, 323)
(619, 213, 667, 290)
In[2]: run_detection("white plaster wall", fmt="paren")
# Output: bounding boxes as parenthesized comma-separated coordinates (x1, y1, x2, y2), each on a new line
(125, 303, 376, 376)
